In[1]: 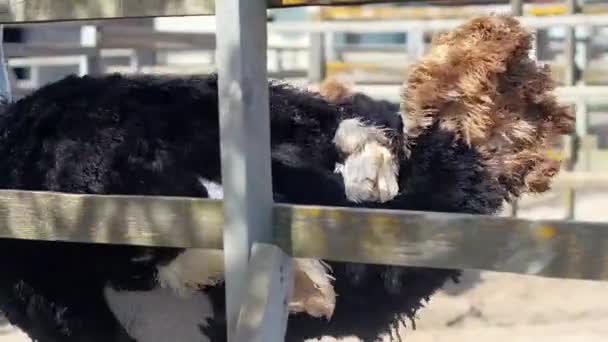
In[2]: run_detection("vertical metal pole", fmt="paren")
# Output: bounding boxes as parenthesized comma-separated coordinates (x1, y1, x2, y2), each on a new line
(509, 0, 523, 217)
(577, 22, 592, 172)
(576, 99, 591, 171)
(308, 32, 326, 84)
(535, 29, 550, 61)
(510, 0, 523, 16)
(563, 0, 579, 220)
(82, 25, 102, 76)
(215, 0, 275, 340)
(564, 0, 578, 87)
(133, 19, 157, 71)
(0, 25, 12, 103)
(509, 201, 518, 217)
(326, 32, 336, 63)
(575, 99, 589, 138)
(130, 50, 141, 74)
(407, 29, 424, 61)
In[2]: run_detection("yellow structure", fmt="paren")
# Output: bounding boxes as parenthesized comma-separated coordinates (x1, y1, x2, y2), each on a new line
(319, 2, 608, 20)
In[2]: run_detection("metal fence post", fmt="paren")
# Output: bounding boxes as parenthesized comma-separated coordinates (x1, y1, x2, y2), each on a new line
(563, 0, 580, 220)
(215, 0, 290, 340)
(511, 0, 523, 16)
(0, 25, 12, 102)
(308, 32, 326, 84)
(508, 0, 523, 217)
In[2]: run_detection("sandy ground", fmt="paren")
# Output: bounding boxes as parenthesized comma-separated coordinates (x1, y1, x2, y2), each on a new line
(0, 317, 30, 341)
(399, 190, 608, 342)
(399, 270, 608, 342)
(2, 190, 608, 341)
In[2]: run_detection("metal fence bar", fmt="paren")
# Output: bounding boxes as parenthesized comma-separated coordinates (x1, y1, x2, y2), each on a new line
(347, 84, 608, 104)
(215, 0, 286, 340)
(268, 14, 608, 33)
(3, 43, 99, 57)
(84, 25, 102, 76)
(16, 13, 598, 35)
(508, 0, 523, 217)
(308, 32, 326, 84)
(0, 25, 12, 102)
(563, 0, 579, 220)
(510, 0, 523, 16)
(234, 243, 293, 342)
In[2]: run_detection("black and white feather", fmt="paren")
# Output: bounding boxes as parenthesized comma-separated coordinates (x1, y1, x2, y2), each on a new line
(0, 73, 507, 342)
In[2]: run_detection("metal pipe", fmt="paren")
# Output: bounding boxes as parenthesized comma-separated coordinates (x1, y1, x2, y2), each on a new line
(215, 0, 278, 340)
(0, 25, 12, 103)
(267, 14, 608, 33)
(511, 0, 523, 16)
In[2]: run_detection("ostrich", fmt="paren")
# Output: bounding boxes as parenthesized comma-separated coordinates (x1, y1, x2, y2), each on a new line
(0, 15, 572, 342)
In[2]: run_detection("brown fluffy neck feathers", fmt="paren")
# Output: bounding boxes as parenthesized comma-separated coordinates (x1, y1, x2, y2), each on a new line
(401, 15, 574, 199)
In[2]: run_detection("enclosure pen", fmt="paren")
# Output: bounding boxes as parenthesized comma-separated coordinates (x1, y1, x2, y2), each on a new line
(0, 1, 606, 341)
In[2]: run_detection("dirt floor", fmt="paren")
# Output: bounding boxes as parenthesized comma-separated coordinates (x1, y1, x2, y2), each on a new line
(396, 270, 608, 342)
(3, 190, 608, 341)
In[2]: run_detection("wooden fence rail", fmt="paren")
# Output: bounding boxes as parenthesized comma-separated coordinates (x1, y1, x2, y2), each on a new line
(2, 188, 608, 282)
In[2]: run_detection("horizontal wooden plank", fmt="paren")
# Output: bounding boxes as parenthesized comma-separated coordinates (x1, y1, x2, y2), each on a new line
(274, 203, 608, 282)
(3, 43, 98, 57)
(0, 0, 434, 23)
(0, 190, 223, 248)
(105, 64, 216, 75)
(105, 64, 306, 80)
(0, 0, 215, 23)
(99, 26, 216, 50)
(2, 189, 608, 281)
(5, 0, 604, 24)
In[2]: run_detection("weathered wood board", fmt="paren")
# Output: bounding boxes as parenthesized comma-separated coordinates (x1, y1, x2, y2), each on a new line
(0, 0, 434, 23)
(2, 189, 608, 281)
